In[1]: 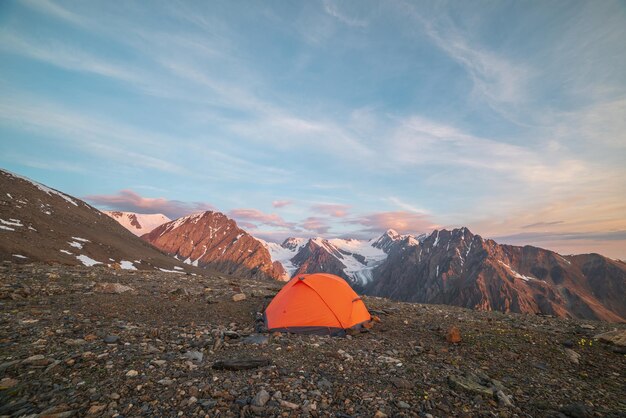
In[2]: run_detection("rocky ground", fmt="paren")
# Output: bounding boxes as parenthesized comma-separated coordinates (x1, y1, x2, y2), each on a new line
(0, 263, 624, 418)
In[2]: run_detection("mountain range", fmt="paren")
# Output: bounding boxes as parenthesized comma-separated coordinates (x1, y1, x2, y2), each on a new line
(1, 169, 624, 322)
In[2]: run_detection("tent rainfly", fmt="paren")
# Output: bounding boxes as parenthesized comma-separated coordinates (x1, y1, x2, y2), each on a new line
(264, 273, 371, 335)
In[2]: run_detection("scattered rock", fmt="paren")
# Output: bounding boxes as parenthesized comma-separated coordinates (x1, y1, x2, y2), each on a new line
(251, 389, 270, 407)
(241, 334, 269, 345)
(496, 390, 514, 407)
(397, 400, 411, 409)
(212, 358, 271, 370)
(182, 350, 203, 362)
(564, 348, 581, 365)
(560, 402, 592, 418)
(103, 335, 119, 344)
(374, 411, 388, 418)
(0, 377, 18, 389)
(232, 293, 246, 302)
(446, 326, 462, 343)
(594, 329, 626, 347)
(390, 377, 412, 389)
(447, 372, 497, 398)
(280, 400, 299, 410)
(125, 370, 139, 377)
(94, 282, 133, 294)
(86, 404, 106, 415)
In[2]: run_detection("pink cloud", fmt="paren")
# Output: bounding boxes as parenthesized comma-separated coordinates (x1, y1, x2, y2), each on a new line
(347, 211, 437, 235)
(85, 189, 214, 219)
(301, 216, 331, 234)
(228, 208, 296, 229)
(312, 203, 350, 218)
(272, 200, 292, 208)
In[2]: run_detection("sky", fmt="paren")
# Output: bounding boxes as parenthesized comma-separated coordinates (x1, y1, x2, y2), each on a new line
(1, 1, 625, 259)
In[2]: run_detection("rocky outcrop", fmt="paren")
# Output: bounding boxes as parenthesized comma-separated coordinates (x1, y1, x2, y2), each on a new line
(142, 211, 286, 281)
(365, 227, 626, 322)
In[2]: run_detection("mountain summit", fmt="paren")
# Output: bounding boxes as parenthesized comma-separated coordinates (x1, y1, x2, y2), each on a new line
(142, 211, 287, 281)
(104, 211, 170, 236)
(365, 227, 626, 322)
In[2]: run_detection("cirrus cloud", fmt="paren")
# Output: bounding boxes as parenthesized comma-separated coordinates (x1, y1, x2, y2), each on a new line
(346, 210, 438, 235)
(312, 203, 351, 217)
(228, 208, 295, 229)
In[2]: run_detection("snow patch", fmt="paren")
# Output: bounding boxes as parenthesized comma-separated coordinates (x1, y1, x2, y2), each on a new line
(76, 255, 101, 266)
(71, 236, 90, 242)
(60, 250, 73, 255)
(158, 268, 185, 274)
(120, 260, 137, 270)
(68, 241, 83, 249)
(1, 218, 23, 227)
(12, 254, 27, 259)
(498, 261, 537, 282)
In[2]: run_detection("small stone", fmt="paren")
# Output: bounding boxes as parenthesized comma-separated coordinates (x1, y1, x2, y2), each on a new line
(94, 282, 133, 294)
(446, 326, 462, 343)
(397, 400, 410, 409)
(152, 360, 167, 367)
(158, 378, 174, 386)
(65, 338, 86, 346)
(594, 329, 626, 347)
(251, 389, 270, 407)
(232, 293, 246, 302)
(110, 393, 120, 400)
(560, 402, 592, 418)
(562, 339, 575, 348)
(564, 348, 581, 365)
(212, 358, 271, 370)
(280, 400, 299, 410)
(126, 370, 139, 377)
(103, 335, 120, 344)
(0, 377, 18, 389)
(317, 378, 332, 391)
(374, 411, 388, 418)
(390, 377, 412, 389)
(23, 354, 50, 366)
(241, 334, 269, 345)
(183, 350, 203, 362)
(84, 334, 98, 342)
(496, 390, 514, 407)
(87, 404, 106, 415)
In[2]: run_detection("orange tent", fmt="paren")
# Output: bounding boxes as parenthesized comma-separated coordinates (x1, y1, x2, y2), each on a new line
(264, 273, 371, 335)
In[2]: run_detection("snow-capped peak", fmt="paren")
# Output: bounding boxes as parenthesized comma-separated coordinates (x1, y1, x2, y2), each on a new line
(104, 211, 171, 236)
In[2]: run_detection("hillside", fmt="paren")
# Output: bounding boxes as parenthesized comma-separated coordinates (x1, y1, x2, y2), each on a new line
(0, 169, 196, 273)
(1, 262, 624, 417)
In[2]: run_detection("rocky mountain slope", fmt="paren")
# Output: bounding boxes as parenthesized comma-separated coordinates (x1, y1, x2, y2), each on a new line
(104, 211, 170, 236)
(142, 211, 287, 281)
(261, 228, 625, 322)
(365, 227, 626, 322)
(0, 169, 196, 273)
(260, 229, 416, 286)
(1, 262, 624, 417)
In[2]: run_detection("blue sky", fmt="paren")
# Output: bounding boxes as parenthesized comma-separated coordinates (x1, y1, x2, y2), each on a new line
(1, 0, 625, 258)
